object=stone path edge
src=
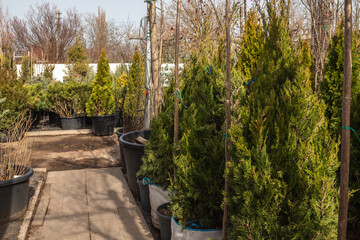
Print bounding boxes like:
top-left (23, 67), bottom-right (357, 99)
top-left (18, 168), bottom-right (47, 240)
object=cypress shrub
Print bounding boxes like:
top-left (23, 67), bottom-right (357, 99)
top-left (322, 22), bottom-right (360, 233)
top-left (86, 48), bottom-right (115, 116)
top-left (227, 2), bottom-right (339, 239)
top-left (123, 48), bottom-right (145, 132)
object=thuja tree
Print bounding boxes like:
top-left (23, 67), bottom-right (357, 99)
top-left (19, 55), bottom-right (34, 84)
top-left (86, 48), bottom-right (115, 116)
top-left (65, 38), bottom-right (89, 82)
top-left (236, 10), bottom-right (263, 81)
top-left (170, 39), bottom-right (236, 229)
top-left (123, 48), bottom-right (145, 132)
top-left (322, 23), bottom-right (360, 231)
top-left (137, 78), bottom-right (175, 188)
top-left (0, 57), bottom-right (29, 131)
top-left (227, 1), bottom-right (339, 239)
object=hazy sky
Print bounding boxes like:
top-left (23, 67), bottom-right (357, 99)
top-left (2, 0), bottom-right (171, 26)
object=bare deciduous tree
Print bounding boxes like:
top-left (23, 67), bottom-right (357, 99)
top-left (11, 2), bottom-right (82, 63)
top-left (301, 0), bottom-right (337, 92)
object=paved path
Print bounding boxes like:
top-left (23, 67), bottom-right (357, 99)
top-left (27, 168), bottom-right (153, 240)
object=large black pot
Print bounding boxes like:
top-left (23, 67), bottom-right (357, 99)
top-left (137, 176), bottom-right (151, 212)
top-left (120, 129), bottom-right (151, 199)
top-left (116, 129), bottom-right (126, 169)
top-left (91, 114), bottom-right (115, 136)
top-left (156, 203), bottom-right (171, 240)
top-left (60, 117), bottom-right (83, 130)
top-left (0, 166), bottom-right (34, 224)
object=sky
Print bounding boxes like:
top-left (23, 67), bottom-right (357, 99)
top-left (1, 0), bottom-right (171, 26)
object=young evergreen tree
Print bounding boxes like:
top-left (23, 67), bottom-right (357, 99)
top-left (227, 1), bottom-right (339, 239)
top-left (86, 48), bottom-right (115, 116)
top-left (19, 55), bottom-right (34, 84)
top-left (170, 39), bottom-right (232, 229)
top-left (138, 78), bottom-right (175, 188)
top-left (123, 48), bottom-right (145, 132)
top-left (65, 38), bottom-right (90, 82)
top-left (322, 23), bottom-right (360, 232)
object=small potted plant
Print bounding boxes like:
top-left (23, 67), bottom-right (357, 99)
top-left (86, 48), bottom-right (116, 136)
top-left (47, 81), bottom-right (88, 130)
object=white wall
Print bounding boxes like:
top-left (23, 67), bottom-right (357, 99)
top-left (16, 63), bottom-right (184, 82)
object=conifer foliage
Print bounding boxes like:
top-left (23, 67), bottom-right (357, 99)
top-left (170, 41), bottom-right (228, 229)
top-left (123, 48), bottom-right (145, 132)
top-left (227, 1), bottom-right (339, 239)
top-left (86, 48), bottom-right (115, 116)
top-left (322, 23), bottom-right (360, 232)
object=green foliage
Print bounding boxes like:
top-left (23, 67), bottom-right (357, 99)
top-left (170, 40), bottom-right (237, 229)
top-left (0, 66), bottom-right (29, 131)
top-left (227, 2), bottom-right (339, 239)
top-left (138, 78), bottom-right (175, 188)
top-left (25, 83), bottom-right (47, 112)
top-left (236, 10), bottom-right (263, 80)
top-left (43, 64), bottom-right (55, 80)
top-left (86, 48), bottom-right (115, 116)
top-left (46, 81), bottom-right (92, 117)
top-left (0, 92), bottom-right (9, 121)
top-left (65, 38), bottom-right (90, 82)
top-left (123, 49), bottom-right (145, 132)
top-left (322, 23), bottom-right (360, 231)
top-left (19, 55), bottom-right (34, 84)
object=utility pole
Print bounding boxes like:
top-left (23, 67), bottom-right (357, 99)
top-left (338, 0), bottom-right (352, 239)
top-left (144, 3), bottom-right (152, 129)
top-left (174, 0), bottom-right (181, 149)
top-left (222, 0), bottom-right (231, 238)
top-left (56, 11), bottom-right (61, 63)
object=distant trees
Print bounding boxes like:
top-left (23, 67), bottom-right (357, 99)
top-left (11, 2), bottom-right (82, 63)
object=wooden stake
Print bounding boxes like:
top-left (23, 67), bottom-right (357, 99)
top-left (338, 0), bottom-right (352, 239)
top-left (174, 0), bottom-right (181, 148)
top-left (222, 0), bottom-right (231, 238)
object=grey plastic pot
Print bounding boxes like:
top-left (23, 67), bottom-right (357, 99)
top-left (156, 202), bottom-right (171, 240)
top-left (0, 166), bottom-right (34, 224)
top-left (120, 129), bottom-right (151, 199)
top-left (137, 176), bottom-right (151, 212)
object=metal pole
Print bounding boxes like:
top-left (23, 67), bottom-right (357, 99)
top-left (338, 0), bottom-right (352, 239)
top-left (144, 5), bottom-right (151, 129)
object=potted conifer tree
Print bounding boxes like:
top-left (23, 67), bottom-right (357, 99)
top-left (86, 48), bottom-right (116, 136)
top-left (226, 3), bottom-right (339, 239)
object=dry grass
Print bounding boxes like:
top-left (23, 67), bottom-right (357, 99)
top-left (0, 113), bottom-right (32, 181)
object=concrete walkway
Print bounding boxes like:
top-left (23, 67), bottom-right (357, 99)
top-left (27, 168), bottom-right (153, 240)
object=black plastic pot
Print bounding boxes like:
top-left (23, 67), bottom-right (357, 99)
top-left (0, 166), bottom-right (34, 224)
top-left (137, 176), bottom-right (151, 212)
top-left (116, 129), bottom-right (126, 169)
top-left (115, 109), bottom-right (122, 128)
top-left (156, 203), bottom-right (171, 240)
top-left (120, 129), bottom-right (151, 199)
top-left (60, 117), bottom-right (83, 130)
top-left (91, 114), bottom-right (116, 136)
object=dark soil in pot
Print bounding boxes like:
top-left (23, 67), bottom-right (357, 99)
top-left (120, 129), bottom-right (151, 199)
top-left (91, 114), bottom-right (115, 136)
top-left (0, 166), bottom-right (34, 224)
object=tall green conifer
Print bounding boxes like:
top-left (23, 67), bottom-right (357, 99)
top-left (86, 48), bottom-right (115, 116)
top-left (227, 1), bottom-right (339, 239)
